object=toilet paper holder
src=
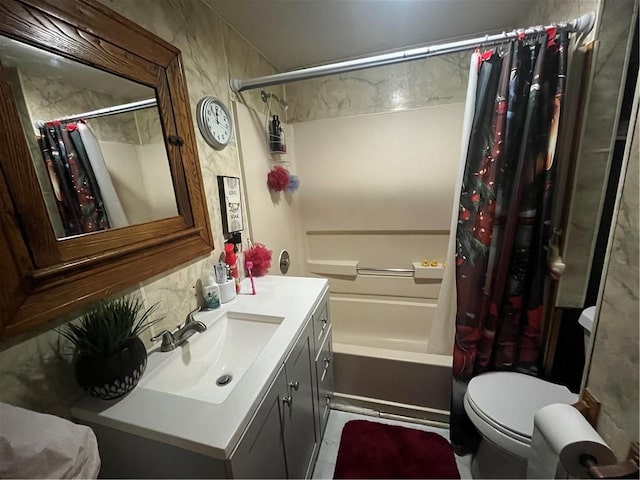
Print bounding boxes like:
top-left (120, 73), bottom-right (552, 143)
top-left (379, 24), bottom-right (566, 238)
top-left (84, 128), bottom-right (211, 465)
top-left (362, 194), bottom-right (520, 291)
top-left (584, 442), bottom-right (639, 479)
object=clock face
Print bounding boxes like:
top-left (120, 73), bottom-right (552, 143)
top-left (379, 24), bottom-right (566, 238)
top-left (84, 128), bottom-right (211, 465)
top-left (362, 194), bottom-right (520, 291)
top-left (196, 97), bottom-right (233, 150)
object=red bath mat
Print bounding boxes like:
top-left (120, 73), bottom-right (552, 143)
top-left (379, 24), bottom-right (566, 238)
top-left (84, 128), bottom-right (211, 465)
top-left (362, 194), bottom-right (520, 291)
top-left (333, 420), bottom-right (460, 479)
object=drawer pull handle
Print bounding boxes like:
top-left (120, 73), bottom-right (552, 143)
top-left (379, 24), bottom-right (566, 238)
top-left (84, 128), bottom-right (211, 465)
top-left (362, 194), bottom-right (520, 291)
top-left (289, 381), bottom-right (299, 391)
top-left (318, 323), bottom-right (327, 339)
top-left (321, 317), bottom-right (328, 324)
top-left (325, 393), bottom-right (332, 404)
top-left (282, 395), bottom-right (292, 406)
top-left (324, 357), bottom-right (332, 368)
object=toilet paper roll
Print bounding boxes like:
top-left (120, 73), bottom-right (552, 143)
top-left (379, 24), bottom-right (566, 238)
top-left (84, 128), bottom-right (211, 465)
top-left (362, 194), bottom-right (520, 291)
top-left (527, 403), bottom-right (616, 479)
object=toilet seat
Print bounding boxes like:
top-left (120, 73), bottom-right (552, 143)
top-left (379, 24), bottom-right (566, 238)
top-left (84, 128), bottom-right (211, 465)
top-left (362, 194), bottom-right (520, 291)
top-left (464, 372), bottom-right (578, 459)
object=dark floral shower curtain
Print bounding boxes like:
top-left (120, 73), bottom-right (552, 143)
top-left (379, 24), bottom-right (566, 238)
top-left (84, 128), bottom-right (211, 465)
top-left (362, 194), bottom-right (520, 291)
top-left (37, 121), bottom-right (110, 236)
top-left (451, 30), bottom-right (569, 450)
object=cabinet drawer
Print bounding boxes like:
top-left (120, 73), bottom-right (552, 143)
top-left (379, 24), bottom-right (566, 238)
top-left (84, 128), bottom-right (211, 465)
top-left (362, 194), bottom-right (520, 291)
top-left (315, 328), bottom-right (333, 437)
top-left (312, 299), bottom-right (329, 350)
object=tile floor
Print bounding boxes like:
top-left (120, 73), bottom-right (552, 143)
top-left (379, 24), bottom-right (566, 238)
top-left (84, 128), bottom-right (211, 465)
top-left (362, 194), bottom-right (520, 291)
top-left (312, 409), bottom-right (473, 479)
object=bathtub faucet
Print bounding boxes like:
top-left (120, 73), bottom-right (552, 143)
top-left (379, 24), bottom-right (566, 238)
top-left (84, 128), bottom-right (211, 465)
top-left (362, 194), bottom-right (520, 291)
top-left (151, 307), bottom-right (207, 352)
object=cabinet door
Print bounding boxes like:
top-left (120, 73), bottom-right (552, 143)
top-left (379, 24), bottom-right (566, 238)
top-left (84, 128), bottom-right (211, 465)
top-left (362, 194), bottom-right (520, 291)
top-left (230, 366), bottom-right (288, 479)
top-left (283, 325), bottom-right (317, 479)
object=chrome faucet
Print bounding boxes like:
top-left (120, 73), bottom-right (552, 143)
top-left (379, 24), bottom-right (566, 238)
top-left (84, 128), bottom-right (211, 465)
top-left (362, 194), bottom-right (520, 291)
top-left (151, 307), bottom-right (207, 352)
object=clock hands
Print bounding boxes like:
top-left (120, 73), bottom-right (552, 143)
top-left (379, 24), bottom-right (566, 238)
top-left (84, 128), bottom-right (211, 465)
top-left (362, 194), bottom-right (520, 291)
top-left (197, 97), bottom-right (231, 149)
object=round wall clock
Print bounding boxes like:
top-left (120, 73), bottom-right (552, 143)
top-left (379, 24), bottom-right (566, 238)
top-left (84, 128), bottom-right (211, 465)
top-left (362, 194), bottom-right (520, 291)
top-left (196, 96), bottom-right (233, 150)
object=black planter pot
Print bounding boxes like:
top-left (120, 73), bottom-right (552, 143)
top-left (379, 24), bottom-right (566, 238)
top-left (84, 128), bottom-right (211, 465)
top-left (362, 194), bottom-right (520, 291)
top-left (75, 336), bottom-right (148, 400)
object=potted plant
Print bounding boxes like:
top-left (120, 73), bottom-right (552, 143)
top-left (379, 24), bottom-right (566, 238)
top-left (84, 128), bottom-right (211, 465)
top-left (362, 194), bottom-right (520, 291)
top-left (59, 296), bottom-right (161, 400)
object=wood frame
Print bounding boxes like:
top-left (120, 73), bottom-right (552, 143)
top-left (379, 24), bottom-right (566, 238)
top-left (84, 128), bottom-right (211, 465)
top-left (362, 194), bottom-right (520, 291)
top-left (0, 0), bottom-right (214, 340)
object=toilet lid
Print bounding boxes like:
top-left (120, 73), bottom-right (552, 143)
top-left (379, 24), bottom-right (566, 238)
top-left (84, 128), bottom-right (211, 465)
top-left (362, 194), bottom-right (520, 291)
top-left (466, 372), bottom-right (578, 439)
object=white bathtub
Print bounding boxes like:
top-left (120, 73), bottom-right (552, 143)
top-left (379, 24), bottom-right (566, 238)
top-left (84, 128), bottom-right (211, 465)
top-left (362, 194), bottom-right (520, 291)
top-left (330, 295), bottom-right (453, 423)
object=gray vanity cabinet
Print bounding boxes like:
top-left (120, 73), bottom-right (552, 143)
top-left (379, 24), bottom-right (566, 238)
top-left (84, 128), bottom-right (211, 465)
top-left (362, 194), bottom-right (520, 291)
top-left (282, 321), bottom-right (317, 479)
top-left (230, 320), bottom-right (317, 479)
top-left (228, 366), bottom-right (288, 479)
top-left (81, 286), bottom-right (332, 479)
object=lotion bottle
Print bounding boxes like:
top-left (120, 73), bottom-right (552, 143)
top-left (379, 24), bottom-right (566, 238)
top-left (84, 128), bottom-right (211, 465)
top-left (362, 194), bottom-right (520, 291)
top-left (200, 270), bottom-right (220, 309)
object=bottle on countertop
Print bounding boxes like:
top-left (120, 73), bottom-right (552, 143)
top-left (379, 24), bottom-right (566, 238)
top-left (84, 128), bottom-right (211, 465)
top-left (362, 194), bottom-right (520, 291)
top-left (201, 269), bottom-right (220, 309)
top-left (224, 243), bottom-right (240, 293)
top-left (214, 262), bottom-right (226, 284)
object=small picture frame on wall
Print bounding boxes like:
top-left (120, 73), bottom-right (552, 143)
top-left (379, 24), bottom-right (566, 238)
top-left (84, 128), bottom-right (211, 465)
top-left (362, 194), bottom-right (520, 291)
top-left (217, 176), bottom-right (244, 235)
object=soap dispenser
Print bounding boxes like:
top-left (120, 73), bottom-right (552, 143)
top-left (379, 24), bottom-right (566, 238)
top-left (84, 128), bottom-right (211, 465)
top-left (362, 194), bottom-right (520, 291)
top-left (200, 269), bottom-right (220, 309)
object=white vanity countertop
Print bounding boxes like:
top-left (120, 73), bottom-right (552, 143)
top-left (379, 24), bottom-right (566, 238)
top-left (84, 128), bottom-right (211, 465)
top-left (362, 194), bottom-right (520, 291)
top-left (71, 275), bottom-right (328, 460)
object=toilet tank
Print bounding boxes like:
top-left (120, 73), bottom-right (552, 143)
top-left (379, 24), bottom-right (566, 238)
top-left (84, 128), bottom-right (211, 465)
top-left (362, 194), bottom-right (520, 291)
top-left (578, 306), bottom-right (596, 352)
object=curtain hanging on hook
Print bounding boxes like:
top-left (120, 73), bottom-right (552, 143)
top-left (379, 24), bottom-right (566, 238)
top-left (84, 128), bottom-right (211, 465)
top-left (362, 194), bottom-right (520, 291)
top-left (441, 27), bottom-right (571, 452)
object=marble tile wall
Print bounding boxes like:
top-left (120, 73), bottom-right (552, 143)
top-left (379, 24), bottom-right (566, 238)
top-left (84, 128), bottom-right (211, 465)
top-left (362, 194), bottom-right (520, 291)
top-left (285, 52), bottom-right (469, 123)
top-left (134, 109), bottom-right (165, 145)
top-left (19, 72), bottom-right (141, 144)
top-left (586, 98), bottom-right (639, 458)
top-left (0, 325), bottom-right (83, 419)
top-left (522, 0), bottom-right (600, 28)
top-left (0, 0), bottom-right (282, 417)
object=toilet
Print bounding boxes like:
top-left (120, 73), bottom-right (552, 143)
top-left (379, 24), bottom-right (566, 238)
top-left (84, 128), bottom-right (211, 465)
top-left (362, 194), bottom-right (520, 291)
top-left (463, 307), bottom-right (595, 478)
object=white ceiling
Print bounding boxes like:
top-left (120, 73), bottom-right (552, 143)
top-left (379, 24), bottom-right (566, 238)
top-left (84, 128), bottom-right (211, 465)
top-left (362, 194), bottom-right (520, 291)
top-left (205, 0), bottom-right (536, 71)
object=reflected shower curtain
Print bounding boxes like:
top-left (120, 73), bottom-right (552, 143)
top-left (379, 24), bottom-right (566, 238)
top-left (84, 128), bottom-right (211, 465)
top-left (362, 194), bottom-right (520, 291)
top-left (38, 121), bottom-right (110, 236)
top-left (450, 30), bottom-right (569, 450)
top-left (77, 122), bottom-right (129, 228)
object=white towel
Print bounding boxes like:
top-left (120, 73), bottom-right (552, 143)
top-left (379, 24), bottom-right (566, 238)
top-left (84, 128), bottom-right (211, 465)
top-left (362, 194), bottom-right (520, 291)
top-left (0, 402), bottom-right (101, 479)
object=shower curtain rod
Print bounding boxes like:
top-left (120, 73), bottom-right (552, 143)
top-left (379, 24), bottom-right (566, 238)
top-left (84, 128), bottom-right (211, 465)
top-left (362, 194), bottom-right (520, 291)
top-left (48, 98), bottom-right (157, 124)
top-left (230, 11), bottom-right (595, 93)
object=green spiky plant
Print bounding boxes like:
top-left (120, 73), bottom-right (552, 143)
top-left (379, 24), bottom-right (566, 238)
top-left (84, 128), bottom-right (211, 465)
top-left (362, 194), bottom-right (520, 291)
top-left (58, 296), bottom-right (161, 359)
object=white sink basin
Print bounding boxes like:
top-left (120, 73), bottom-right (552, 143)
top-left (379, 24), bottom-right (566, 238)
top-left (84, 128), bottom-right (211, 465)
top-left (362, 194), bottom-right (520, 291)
top-left (141, 312), bottom-right (283, 404)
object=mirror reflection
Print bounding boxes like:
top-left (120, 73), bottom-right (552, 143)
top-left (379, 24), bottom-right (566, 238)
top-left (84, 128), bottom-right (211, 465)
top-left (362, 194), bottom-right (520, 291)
top-left (0, 36), bottom-right (179, 239)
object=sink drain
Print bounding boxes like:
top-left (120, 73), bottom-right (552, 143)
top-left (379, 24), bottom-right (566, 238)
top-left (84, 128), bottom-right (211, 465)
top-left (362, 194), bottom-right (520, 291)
top-left (216, 374), bottom-right (232, 386)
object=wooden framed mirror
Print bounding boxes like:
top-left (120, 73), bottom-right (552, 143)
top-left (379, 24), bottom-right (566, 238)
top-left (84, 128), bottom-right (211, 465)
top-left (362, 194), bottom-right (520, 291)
top-left (0, 0), bottom-right (213, 339)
